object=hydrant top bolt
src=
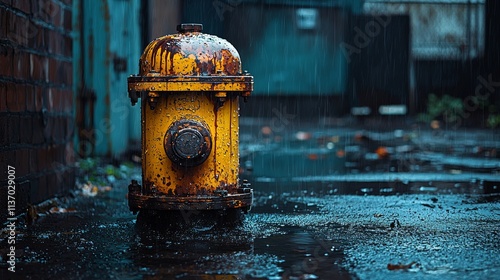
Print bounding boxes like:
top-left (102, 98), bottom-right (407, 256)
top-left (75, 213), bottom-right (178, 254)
top-left (177, 23), bottom-right (203, 33)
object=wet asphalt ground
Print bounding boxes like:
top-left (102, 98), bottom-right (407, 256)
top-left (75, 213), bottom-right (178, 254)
top-left (1, 174), bottom-right (499, 280)
top-left (1, 117), bottom-right (500, 279)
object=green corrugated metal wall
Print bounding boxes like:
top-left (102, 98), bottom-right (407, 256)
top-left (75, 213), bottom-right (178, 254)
top-left (183, 0), bottom-right (365, 96)
top-left (73, 0), bottom-right (141, 157)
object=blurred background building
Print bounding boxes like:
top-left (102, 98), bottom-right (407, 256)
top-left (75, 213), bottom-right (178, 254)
top-left (1, 0), bottom-right (499, 222)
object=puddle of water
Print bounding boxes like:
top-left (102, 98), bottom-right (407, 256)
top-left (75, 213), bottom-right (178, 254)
top-left (253, 227), bottom-right (351, 280)
top-left (127, 222), bottom-right (351, 279)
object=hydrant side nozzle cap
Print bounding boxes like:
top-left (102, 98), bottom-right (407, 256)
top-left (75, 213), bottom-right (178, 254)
top-left (177, 23), bottom-right (203, 33)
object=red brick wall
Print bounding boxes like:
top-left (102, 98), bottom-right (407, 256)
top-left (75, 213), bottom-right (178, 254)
top-left (0, 0), bottom-right (75, 222)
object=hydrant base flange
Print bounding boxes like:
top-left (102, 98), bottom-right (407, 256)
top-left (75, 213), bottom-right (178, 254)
top-left (128, 192), bottom-right (253, 211)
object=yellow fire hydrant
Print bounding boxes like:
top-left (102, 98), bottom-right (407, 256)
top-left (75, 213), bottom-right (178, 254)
top-left (127, 24), bottom-right (253, 217)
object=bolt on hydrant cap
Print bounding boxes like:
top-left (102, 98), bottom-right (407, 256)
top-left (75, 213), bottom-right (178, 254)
top-left (177, 23), bottom-right (203, 33)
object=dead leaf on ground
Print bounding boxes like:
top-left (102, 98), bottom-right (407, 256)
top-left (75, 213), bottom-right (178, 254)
top-left (387, 261), bottom-right (418, 271)
top-left (430, 120), bottom-right (440, 129)
top-left (292, 248), bottom-right (307, 253)
top-left (100, 186), bottom-right (113, 192)
top-left (376, 146), bottom-right (389, 159)
top-left (80, 183), bottom-right (113, 197)
top-left (49, 207), bottom-right (77, 214)
top-left (27, 199), bottom-right (64, 224)
top-left (336, 149), bottom-right (345, 158)
top-left (81, 183), bottom-right (99, 197)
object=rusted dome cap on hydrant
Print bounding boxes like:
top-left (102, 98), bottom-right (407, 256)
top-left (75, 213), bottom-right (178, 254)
top-left (139, 23), bottom-right (242, 76)
top-left (128, 23), bottom-right (252, 104)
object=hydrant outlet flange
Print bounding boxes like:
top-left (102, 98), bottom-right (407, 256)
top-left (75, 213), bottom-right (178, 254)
top-left (164, 119), bottom-right (211, 167)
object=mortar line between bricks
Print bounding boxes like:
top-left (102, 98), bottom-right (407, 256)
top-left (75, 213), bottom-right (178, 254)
top-left (50, 0), bottom-right (73, 11)
top-left (0, 41), bottom-right (73, 63)
top-left (0, 140), bottom-right (74, 152)
top-left (0, 2), bottom-right (73, 35)
top-left (0, 112), bottom-right (74, 118)
top-left (0, 76), bottom-right (73, 89)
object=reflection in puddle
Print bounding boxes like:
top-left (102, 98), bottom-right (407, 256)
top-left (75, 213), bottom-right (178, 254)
top-left (131, 219), bottom-right (275, 279)
top-left (130, 215), bottom-right (351, 279)
top-left (254, 228), bottom-right (350, 280)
